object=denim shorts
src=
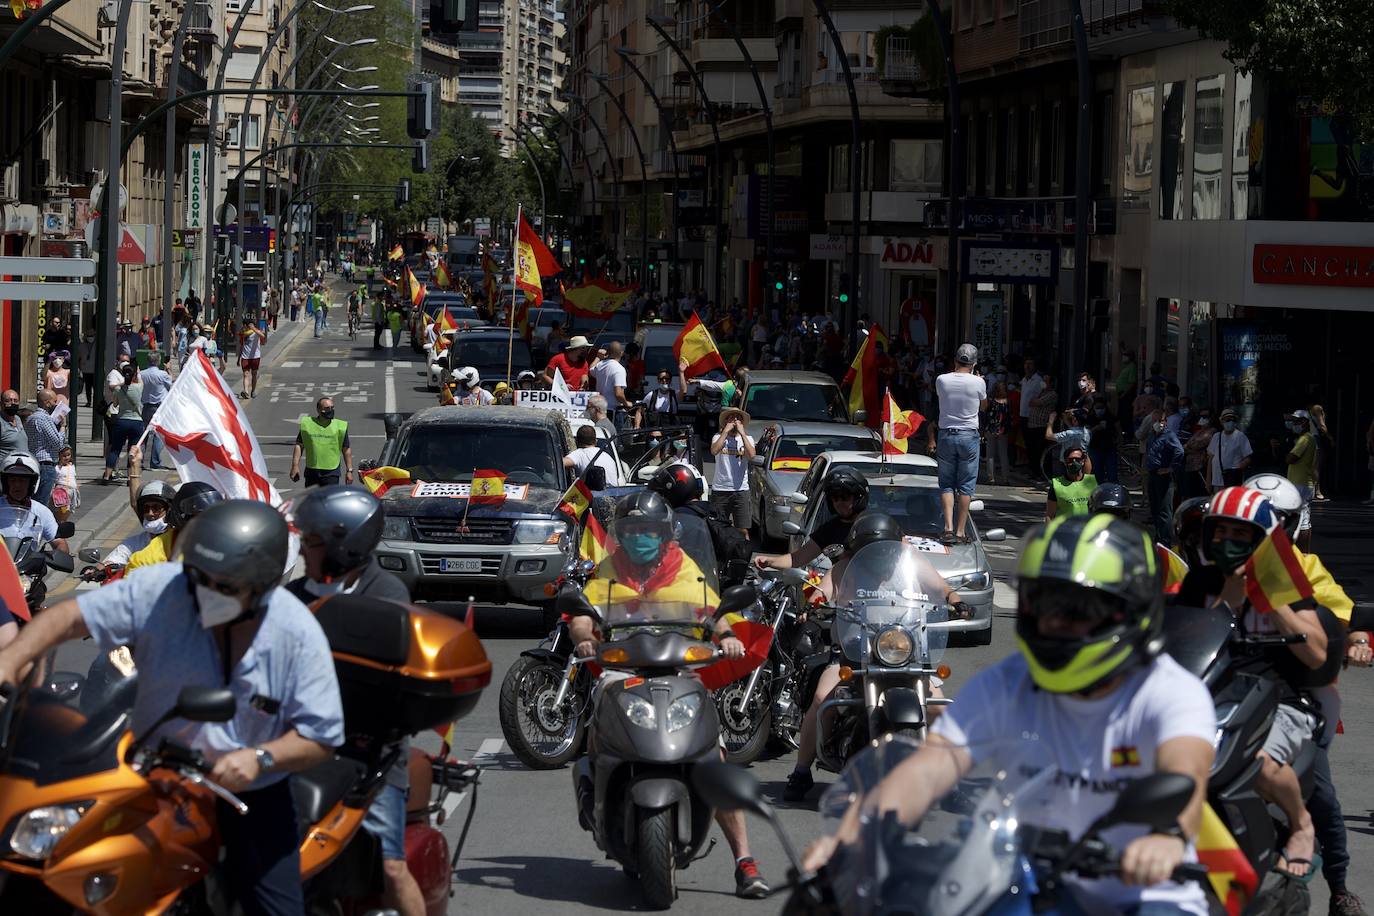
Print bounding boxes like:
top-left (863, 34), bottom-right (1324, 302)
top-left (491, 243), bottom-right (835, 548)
top-left (936, 428), bottom-right (980, 496)
top-left (362, 780), bottom-right (408, 861)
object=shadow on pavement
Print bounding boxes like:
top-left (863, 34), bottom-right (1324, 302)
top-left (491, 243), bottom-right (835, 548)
top-left (452, 855), bottom-right (646, 910)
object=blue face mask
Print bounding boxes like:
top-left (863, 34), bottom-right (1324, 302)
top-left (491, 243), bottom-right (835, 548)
top-left (622, 532), bottom-right (664, 565)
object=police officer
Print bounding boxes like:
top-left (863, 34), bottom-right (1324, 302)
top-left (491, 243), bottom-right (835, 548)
top-left (290, 396), bottom-right (353, 487)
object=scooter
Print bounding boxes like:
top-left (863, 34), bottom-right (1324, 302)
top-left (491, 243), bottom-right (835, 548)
top-left (7, 521), bottom-right (76, 616)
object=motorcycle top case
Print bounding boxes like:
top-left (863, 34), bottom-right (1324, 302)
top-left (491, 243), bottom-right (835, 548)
top-left (313, 594), bottom-right (493, 741)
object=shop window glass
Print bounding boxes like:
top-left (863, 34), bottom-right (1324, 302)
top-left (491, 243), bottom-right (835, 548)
top-left (1232, 71), bottom-right (1252, 219)
top-left (1005, 108), bottom-right (1018, 194)
top-left (1159, 81), bottom-right (1187, 220)
top-left (1192, 74), bottom-right (1224, 219)
top-left (1187, 300), bottom-right (1212, 407)
top-left (1124, 85), bottom-right (1155, 205)
top-left (830, 143), bottom-right (849, 191)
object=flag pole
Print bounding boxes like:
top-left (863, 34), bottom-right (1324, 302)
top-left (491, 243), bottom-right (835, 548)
top-left (460, 466), bottom-right (476, 533)
top-left (507, 203), bottom-right (521, 386)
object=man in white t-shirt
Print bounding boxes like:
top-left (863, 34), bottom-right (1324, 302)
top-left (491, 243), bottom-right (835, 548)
top-left (1019, 357), bottom-right (1045, 462)
top-left (709, 407), bottom-right (755, 537)
top-left (562, 425), bottom-right (621, 488)
top-left (1206, 407), bottom-right (1253, 492)
top-left (926, 343), bottom-right (988, 544)
top-left (804, 514), bottom-right (1215, 916)
top-left (590, 341), bottom-right (630, 425)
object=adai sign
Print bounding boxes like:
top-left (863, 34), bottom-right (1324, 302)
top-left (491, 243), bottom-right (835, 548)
top-left (879, 238), bottom-right (936, 270)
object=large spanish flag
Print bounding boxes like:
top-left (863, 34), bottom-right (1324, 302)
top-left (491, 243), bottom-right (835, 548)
top-left (360, 465), bottom-right (411, 498)
top-left (563, 278), bottom-right (636, 319)
top-left (1244, 525), bottom-right (1314, 614)
top-left (470, 469), bottom-right (509, 505)
top-left (514, 211), bottom-right (559, 307)
top-left (673, 312), bottom-right (726, 377)
top-left (843, 324), bottom-right (889, 429)
top-left (405, 266), bottom-right (427, 308)
top-left (881, 391), bottom-right (924, 455)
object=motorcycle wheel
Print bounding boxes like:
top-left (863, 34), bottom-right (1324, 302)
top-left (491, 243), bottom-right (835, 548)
top-left (498, 655), bottom-right (586, 769)
top-left (715, 679), bottom-right (771, 765)
top-left (636, 807), bottom-right (677, 909)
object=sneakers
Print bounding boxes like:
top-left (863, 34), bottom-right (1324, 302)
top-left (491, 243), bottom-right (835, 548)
top-left (782, 768), bottom-right (814, 802)
top-left (1331, 891), bottom-right (1369, 916)
top-left (733, 858), bottom-right (769, 899)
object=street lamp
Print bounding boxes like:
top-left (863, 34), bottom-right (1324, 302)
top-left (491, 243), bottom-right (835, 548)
top-left (589, 75), bottom-right (650, 285)
top-left (540, 106), bottom-right (603, 269)
top-left (519, 119), bottom-right (580, 250)
top-left (559, 93), bottom-right (625, 277)
top-left (614, 48), bottom-right (683, 284)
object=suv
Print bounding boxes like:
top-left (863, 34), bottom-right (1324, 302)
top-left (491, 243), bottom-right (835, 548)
top-left (739, 370), bottom-right (851, 425)
top-left (371, 406), bottom-right (577, 616)
top-left (443, 328), bottom-right (533, 390)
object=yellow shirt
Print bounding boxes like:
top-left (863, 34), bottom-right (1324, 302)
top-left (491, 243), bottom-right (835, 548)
top-left (126, 531), bottom-right (175, 571)
top-left (1295, 548), bottom-right (1352, 622)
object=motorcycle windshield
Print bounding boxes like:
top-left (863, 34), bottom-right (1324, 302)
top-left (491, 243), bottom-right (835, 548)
top-left (832, 541), bottom-right (953, 667)
top-left (587, 512), bottom-right (720, 629)
top-left (818, 736), bottom-right (1057, 916)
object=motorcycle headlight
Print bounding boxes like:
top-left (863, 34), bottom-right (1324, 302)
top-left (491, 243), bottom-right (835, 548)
top-left (665, 694), bottom-right (701, 733)
top-left (619, 694), bottom-right (657, 730)
top-left (7, 803), bottom-right (92, 860)
top-left (16, 574), bottom-right (32, 592)
top-left (874, 627), bottom-right (915, 666)
top-left (514, 520), bottom-right (565, 545)
top-left (381, 516), bottom-right (411, 540)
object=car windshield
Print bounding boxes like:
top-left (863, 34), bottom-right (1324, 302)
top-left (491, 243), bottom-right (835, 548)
top-left (643, 346), bottom-right (678, 379)
top-left (391, 425), bottom-right (562, 487)
top-left (452, 335), bottom-right (532, 373)
top-left (773, 434), bottom-right (876, 468)
top-left (745, 383), bottom-right (848, 422)
top-left (569, 308), bottom-right (635, 344)
top-left (531, 308), bottom-right (566, 329)
top-left (816, 479), bottom-right (947, 538)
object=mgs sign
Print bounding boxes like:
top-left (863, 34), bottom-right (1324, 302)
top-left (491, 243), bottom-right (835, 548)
top-left (186, 144), bottom-right (206, 231)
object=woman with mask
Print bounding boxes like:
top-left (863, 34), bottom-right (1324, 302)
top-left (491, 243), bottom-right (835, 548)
top-left (101, 360), bottom-right (143, 485)
top-left (1181, 407), bottom-right (1215, 500)
top-left (41, 353), bottom-right (70, 409)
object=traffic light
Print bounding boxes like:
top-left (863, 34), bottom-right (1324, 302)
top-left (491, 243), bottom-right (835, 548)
top-left (577, 256), bottom-right (586, 266)
top-left (837, 272), bottom-right (850, 304)
top-left (412, 139), bottom-right (430, 174)
top-left (396, 178), bottom-right (411, 206)
top-left (407, 81), bottom-right (434, 140)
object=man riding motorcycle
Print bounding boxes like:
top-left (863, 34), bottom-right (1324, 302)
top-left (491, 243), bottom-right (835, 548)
top-left (754, 466), bottom-right (869, 573)
top-left (565, 491), bottom-right (770, 898)
top-left (285, 485), bottom-right (424, 916)
top-left (125, 480), bottom-right (224, 570)
top-left (783, 511), bottom-right (963, 802)
top-left (805, 513), bottom-right (1217, 916)
top-left (0, 452), bottom-right (69, 554)
top-left (98, 476), bottom-right (176, 568)
top-left (0, 500), bottom-right (344, 916)
top-left (647, 462), bottom-right (751, 584)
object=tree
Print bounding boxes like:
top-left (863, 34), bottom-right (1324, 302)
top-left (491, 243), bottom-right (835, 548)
top-left (1166, 0), bottom-right (1374, 134)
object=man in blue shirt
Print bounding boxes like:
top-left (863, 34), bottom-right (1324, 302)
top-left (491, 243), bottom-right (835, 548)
top-left (138, 351), bottom-right (173, 469)
top-left (1143, 407), bottom-right (1185, 547)
top-left (22, 390), bottom-right (65, 505)
top-left (0, 500), bottom-right (343, 916)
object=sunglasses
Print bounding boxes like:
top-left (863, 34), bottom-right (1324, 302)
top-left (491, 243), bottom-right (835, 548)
top-left (187, 566), bottom-right (245, 597)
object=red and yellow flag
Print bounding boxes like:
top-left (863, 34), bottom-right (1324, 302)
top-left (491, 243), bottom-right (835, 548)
top-left (435, 307), bottom-right (457, 334)
top-left (579, 512), bottom-right (610, 565)
top-left (1244, 526), bottom-right (1314, 614)
top-left (771, 458), bottom-right (812, 472)
top-left (515, 212), bottom-right (559, 307)
top-left (360, 466), bottom-right (411, 498)
top-left (563, 278), bottom-right (636, 319)
top-left (881, 391), bottom-right (925, 455)
top-left (388, 243), bottom-right (404, 261)
top-left (558, 478), bottom-right (594, 522)
top-left (434, 261), bottom-right (453, 290)
top-left (1158, 544), bottom-right (1189, 594)
top-left (673, 312), bottom-right (726, 378)
top-left (405, 266), bottom-right (427, 308)
top-left (843, 324), bottom-right (890, 429)
top-left (1196, 803), bottom-right (1257, 916)
top-left (469, 469), bottom-right (509, 505)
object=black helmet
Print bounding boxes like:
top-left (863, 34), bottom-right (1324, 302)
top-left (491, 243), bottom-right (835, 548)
top-left (612, 490), bottom-right (674, 564)
top-left (613, 490), bottom-right (673, 528)
top-left (1172, 496), bottom-right (1211, 567)
top-left (292, 485), bottom-right (385, 580)
top-left (180, 500), bottom-right (289, 600)
top-left (647, 462), bottom-right (704, 508)
top-left (1015, 515), bottom-right (1164, 694)
top-left (1088, 483), bottom-right (1132, 520)
top-left (823, 466), bottom-right (869, 514)
top-left (845, 510), bottom-right (903, 555)
top-left (169, 481), bottom-right (225, 528)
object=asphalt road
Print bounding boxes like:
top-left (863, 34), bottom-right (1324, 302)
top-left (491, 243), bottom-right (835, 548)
top-left (49, 280), bottom-right (1374, 914)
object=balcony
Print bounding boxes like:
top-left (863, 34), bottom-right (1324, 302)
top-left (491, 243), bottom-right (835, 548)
top-left (186, 1), bottom-right (218, 41)
top-left (688, 37), bottom-right (778, 71)
top-left (1019, 0), bottom-right (1178, 54)
top-left (0, 0), bottom-right (100, 55)
top-left (775, 0), bottom-right (804, 27)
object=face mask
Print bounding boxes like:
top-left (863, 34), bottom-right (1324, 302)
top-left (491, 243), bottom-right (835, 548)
top-left (1094, 407), bottom-right (1107, 417)
top-left (1077, 379), bottom-right (1088, 390)
top-left (1179, 407), bottom-right (1191, 418)
top-left (143, 517), bottom-right (169, 535)
top-left (658, 382), bottom-right (669, 390)
top-left (1, 405), bottom-right (17, 417)
top-left (51, 359), bottom-right (63, 369)
top-left (1153, 422), bottom-right (1166, 434)
top-left (319, 409), bottom-right (335, 421)
top-left (1066, 460), bottom-right (1085, 474)
top-left (195, 584), bottom-right (245, 629)
top-left (1210, 538), bottom-right (1256, 574)
top-left (1143, 386), bottom-right (1154, 396)
top-left (305, 577), bottom-right (350, 597)
top-left (622, 532), bottom-right (664, 565)
top-left (1223, 420), bottom-right (1236, 431)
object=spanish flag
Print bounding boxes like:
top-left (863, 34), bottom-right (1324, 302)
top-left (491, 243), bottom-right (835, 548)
top-left (435, 307), bottom-right (457, 334)
top-left (514, 210), bottom-right (558, 307)
top-left (388, 243), bottom-right (404, 261)
top-left (434, 260), bottom-right (453, 290)
top-left (843, 324), bottom-right (889, 429)
top-left (1158, 544), bottom-right (1189, 594)
top-left (360, 466), bottom-right (411, 498)
top-left (406, 266), bottom-right (427, 308)
top-left (469, 469), bottom-right (508, 505)
top-left (1196, 803), bottom-right (1257, 915)
top-left (579, 512), bottom-right (610, 565)
top-left (771, 458), bottom-right (812, 471)
top-left (1244, 526), bottom-right (1314, 614)
top-left (558, 478), bottom-right (594, 522)
top-left (673, 312), bottom-right (726, 377)
top-left (563, 278), bottom-right (636, 319)
top-left (881, 391), bottom-right (924, 455)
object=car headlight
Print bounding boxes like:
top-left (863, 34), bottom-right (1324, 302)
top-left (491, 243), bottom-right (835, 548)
top-left (7, 803), bottom-right (92, 860)
top-left (948, 571), bottom-right (991, 590)
top-left (514, 520), bottom-right (565, 545)
top-left (874, 627), bottom-right (915, 666)
top-left (666, 694), bottom-right (701, 733)
top-left (381, 516), bottom-right (411, 540)
top-left (619, 694), bottom-right (657, 730)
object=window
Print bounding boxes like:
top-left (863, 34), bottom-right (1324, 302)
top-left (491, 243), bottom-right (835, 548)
top-left (1049, 101), bottom-right (1063, 191)
top-left (829, 143), bottom-right (849, 191)
top-left (226, 0), bottom-right (258, 10)
top-left (226, 113), bottom-right (261, 149)
top-left (1232, 70), bottom-right (1252, 219)
top-left (1192, 74), bottom-right (1224, 219)
top-left (985, 112), bottom-right (996, 194)
top-left (224, 46), bottom-right (261, 81)
top-left (890, 139), bottom-right (942, 192)
top-left (1123, 85), bottom-right (1155, 202)
top-left (965, 114), bottom-right (977, 195)
top-left (1186, 300), bottom-right (1212, 406)
top-left (1005, 108), bottom-right (1019, 194)
top-left (1001, 0), bottom-right (1017, 16)
top-left (958, 0), bottom-right (974, 29)
top-left (1159, 80), bottom-right (1187, 219)
top-left (1027, 104), bottom-right (1040, 192)
top-left (979, 0), bottom-right (995, 23)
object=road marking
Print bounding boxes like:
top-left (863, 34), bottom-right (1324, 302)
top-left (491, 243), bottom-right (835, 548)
top-left (319, 360), bottom-right (339, 368)
top-left (357, 361), bottom-right (375, 368)
top-left (282, 360), bottom-right (302, 368)
top-left (392, 361), bottom-right (413, 368)
top-left (473, 738), bottom-right (506, 760)
top-left (993, 581), bottom-right (1016, 609)
top-left (385, 364), bottom-right (396, 413)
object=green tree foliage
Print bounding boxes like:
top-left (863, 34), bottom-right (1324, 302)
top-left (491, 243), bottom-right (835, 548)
top-left (1166, 0), bottom-right (1373, 133)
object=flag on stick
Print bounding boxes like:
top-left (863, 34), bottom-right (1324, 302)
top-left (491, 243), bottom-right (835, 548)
top-left (881, 392), bottom-right (925, 455)
top-left (515, 212), bottom-right (558, 308)
top-left (563, 278), bottom-right (636, 319)
top-left (388, 244), bottom-right (404, 261)
top-left (1244, 526), bottom-right (1315, 614)
top-left (673, 312), bottom-right (726, 377)
top-left (558, 478), bottom-right (594, 522)
top-left (361, 466), bottom-right (412, 498)
top-left (434, 261), bottom-right (453, 290)
top-left (469, 469), bottom-right (509, 505)
top-left (578, 512), bottom-right (610, 565)
top-left (843, 324), bottom-right (889, 429)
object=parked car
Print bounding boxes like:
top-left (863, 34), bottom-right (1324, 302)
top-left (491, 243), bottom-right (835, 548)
top-left (747, 424), bottom-right (882, 541)
top-left (739, 370), bottom-right (851, 426)
top-left (783, 453), bottom-right (1003, 644)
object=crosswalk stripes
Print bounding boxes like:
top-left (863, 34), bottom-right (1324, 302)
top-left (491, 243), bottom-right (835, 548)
top-left (273, 359), bottom-right (411, 371)
top-left (319, 361), bottom-right (339, 368)
top-left (282, 360), bottom-right (302, 368)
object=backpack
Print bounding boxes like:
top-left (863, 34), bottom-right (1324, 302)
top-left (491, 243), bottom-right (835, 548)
top-left (676, 503), bottom-right (750, 584)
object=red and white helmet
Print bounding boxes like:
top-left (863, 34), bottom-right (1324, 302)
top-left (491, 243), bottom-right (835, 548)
top-left (1200, 487), bottom-right (1279, 564)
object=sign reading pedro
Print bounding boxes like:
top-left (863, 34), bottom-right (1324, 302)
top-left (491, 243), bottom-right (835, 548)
top-left (1252, 243), bottom-right (1374, 288)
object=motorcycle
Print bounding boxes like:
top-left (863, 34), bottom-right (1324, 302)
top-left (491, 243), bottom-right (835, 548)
top-left (562, 514), bottom-right (727, 909)
top-left (693, 736), bottom-right (1210, 916)
top-left (7, 522), bottom-right (76, 616)
top-left (76, 547), bottom-right (125, 586)
top-left (813, 540), bottom-right (978, 772)
top-left (0, 595), bottom-right (491, 914)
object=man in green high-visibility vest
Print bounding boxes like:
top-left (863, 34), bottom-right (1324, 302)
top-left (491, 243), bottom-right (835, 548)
top-left (1044, 445), bottom-right (1098, 520)
top-left (290, 396), bottom-right (354, 487)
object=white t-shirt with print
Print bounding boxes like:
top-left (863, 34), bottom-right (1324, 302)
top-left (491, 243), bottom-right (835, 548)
top-left (933, 653), bottom-right (1214, 916)
top-left (712, 433), bottom-right (754, 492)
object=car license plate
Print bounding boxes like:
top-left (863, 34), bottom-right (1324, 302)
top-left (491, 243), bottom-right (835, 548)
top-left (440, 558), bottom-right (482, 573)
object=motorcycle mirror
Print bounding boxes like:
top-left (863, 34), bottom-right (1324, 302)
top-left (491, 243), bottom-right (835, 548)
top-left (174, 686), bottom-right (237, 723)
top-left (968, 499), bottom-right (985, 512)
top-left (717, 583), bottom-right (760, 616)
top-left (78, 548), bottom-right (101, 563)
top-left (55, 521), bottom-right (76, 539)
top-left (1099, 772), bottom-right (1195, 832)
top-left (44, 549), bottom-right (75, 574)
top-left (692, 760), bottom-right (771, 819)
top-left (781, 521), bottom-right (802, 536)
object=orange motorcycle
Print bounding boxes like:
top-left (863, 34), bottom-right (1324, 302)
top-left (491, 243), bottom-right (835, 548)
top-left (0, 594), bottom-right (491, 914)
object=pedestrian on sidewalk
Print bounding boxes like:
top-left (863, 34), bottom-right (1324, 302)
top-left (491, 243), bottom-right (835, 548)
top-left (1017, 358), bottom-right (1045, 467)
top-left (238, 312), bottom-right (265, 399)
top-left (23, 390), bottom-right (64, 506)
top-left (290, 397), bottom-right (354, 488)
top-left (41, 353), bottom-right (70, 410)
top-left (139, 352), bottom-right (172, 469)
top-left (185, 288), bottom-right (201, 321)
top-left (101, 362), bottom-right (144, 486)
top-left (267, 287), bottom-right (281, 331)
top-left (51, 445), bottom-right (78, 524)
top-left (983, 381), bottom-right (1011, 485)
top-left (927, 343), bottom-right (988, 544)
top-left (78, 328), bottom-right (96, 407)
top-left (1142, 408), bottom-right (1183, 546)
top-left (1309, 404), bottom-right (1332, 501)
top-left (1207, 407), bottom-right (1253, 492)
top-left (1284, 408), bottom-right (1319, 553)
top-left (0, 390), bottom-right (29, 468)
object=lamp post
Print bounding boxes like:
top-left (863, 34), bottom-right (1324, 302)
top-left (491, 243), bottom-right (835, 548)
top-left (511, 131), bottom-right (547, 237)
top-left (924, 0), bottom-right (963, 337)
top-left (615, 48), bottom-right (683, 287)
top-left (521, 120), bottom-right (579, 252)
top-left (559, 93), bottom-right (625, 276)
top-left (644, 17), bottom-right (724, 311)
top-left (541, 105), bottom-right (603, 265)
top-left (160, 0), bottom-right (195, 361)
top-left (589, 75), bottom-right (650, 285)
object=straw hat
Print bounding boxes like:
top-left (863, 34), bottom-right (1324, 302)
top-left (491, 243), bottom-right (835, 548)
top-left (719, 407), bottom-right (750, 428)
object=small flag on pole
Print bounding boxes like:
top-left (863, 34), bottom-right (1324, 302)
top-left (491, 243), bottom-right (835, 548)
top-left (881, 392), bottom-right (925, 455)
top-left (361, 466), bottom-right (412, 497)
top-left (673, 312), bottom-right (726, 377)
top-left (469, 469), bottom-right (509, 505)
top-left (388, 243), bottom-right (404, 261)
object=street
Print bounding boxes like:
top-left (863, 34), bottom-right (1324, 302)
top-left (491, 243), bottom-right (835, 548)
top-left (46, 286), bottom-right (1374, 914)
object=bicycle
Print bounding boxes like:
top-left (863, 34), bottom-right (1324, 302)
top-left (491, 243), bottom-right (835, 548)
top-left (347, 306), bottom-right (361, 340)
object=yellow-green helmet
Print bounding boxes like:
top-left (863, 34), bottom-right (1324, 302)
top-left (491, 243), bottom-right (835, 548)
top-left (1015, 514), bottom-right (1164, 694)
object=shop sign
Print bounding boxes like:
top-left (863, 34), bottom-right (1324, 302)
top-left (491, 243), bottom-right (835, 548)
top-left (1251, 243), bottom-right (1374, 288)
top-left (972, 292), bottom-right (1004, 366)
top-left (879, 238), bottom-right (936, 270)
top-left (186, 143), bottom-right (206, 231)
top-left (809, 234), bottom-right (847, 260)
top-left (961, 241), bottom-right (1058, 285)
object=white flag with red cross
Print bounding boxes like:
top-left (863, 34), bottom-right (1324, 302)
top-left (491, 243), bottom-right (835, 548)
top-left (146, 350), bottom-right (281, 506)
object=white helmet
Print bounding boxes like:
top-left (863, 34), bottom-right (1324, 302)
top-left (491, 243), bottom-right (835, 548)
top-left (0, 453), bottom-right (40, 499)
top-left (1243, 473), bottom-right (1303, 537)
top-left (456, 366), bottom-right (480, 390)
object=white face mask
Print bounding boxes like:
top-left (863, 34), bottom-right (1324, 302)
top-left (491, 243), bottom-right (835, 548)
top-left (143, 517), bottom-right (169, 535)
top-left (195, 584), bottom-right (245, 628)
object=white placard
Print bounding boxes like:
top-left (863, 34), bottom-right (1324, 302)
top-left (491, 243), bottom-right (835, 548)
top-left (410, 481), bottom-right (531, 500)
top-left (903, 535), bottom-right (950, 555)
top-left (514, 387), bottom-right (590, 420)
